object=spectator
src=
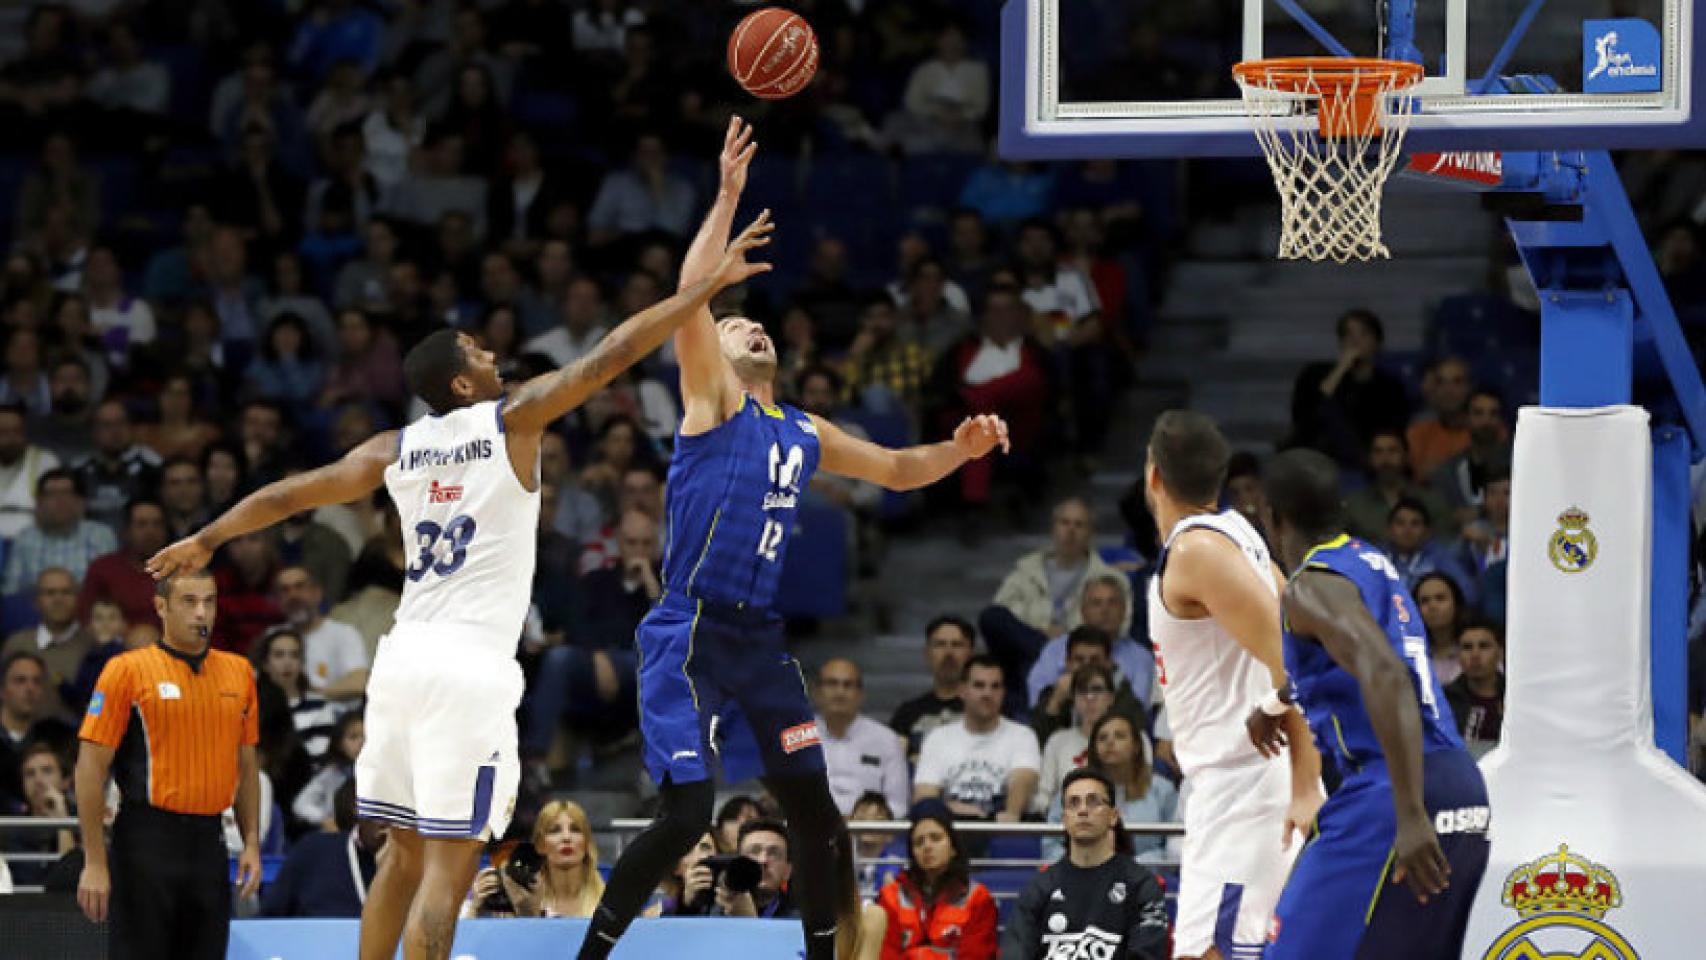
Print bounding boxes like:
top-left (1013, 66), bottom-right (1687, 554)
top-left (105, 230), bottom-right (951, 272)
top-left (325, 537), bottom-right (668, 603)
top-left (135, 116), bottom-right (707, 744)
top-left (76, 499), bottom-right (168, 629)
top-left (929, 287), bottom-right (1052, 514)
top-left (251, 628), bottom-right (339, 759)
top-left (6, 741), bottom-right (77, 885)
top-left (1406, 355), bottom-right (1474, 479)
top-left (34, 353), bottom-right (98, 463)
top-left (644, 830), bottom-right (718, 917)
top-left (1430, 388), bottom-right (1511, 533)
top-left (1384, 498), bottom-right (1477, 608)
top-left (1044, 712), bottom-right (1178, 863)
top-left (158, 458), bottom-right (209, 541)
top-left (945, 210), bottom-right (996, 307)
top-left (524, 277), bottom-right (611, 368)
top-left (987, 497), bottom-right (1130, 641)
top-left (48, 295), bottom-right (112, 404)
top-left (274, 565), bottom-right (369, 701)
top-left (586, 134), bottom-right (696, 245)
top-left (1, 568), bottom-right (92, 721)
top-left (204, 442), bottom-right (248, 516)
top-left (334, 220), bottom-right (400, 312)
top-left (848, 792), bottom-right (902, 900)
top-left (0, 327), bottom-right (51, 416)
top-left (843, 296), bottom-right (932, 418)
top-left (290, 710), bottom-right (364, 832)
top-left (72, 400), bottom-right (160, 532)
top-left (238, 398), bottom-right (293, 488)
top-left (711, 818), bottom-right (798, 919)
top-left (63, 600), bottom-right (132, 717)
top-left (1035, 662), bottom-right (1119, 817)
top-left (362, 71), bottom-right (424, 193)
top-left (875, 809), bottom-right (998, 959)
top-left (538, 432), bottom-right (603, 548)
top-left (888, 23), bottom-right (990, 156)
top-left (1288, 308), bottom-right (1411, 466)
top-left (258, 252), bottom-right (336, 358)
top-left (0, 401), bottom-right (59, 539)
top-left (1028, 627), bottom-right (1147, 749)
top-left (893, 258), bottom-right (972, 362)
top-left (2, 469), bottom-right (117, 593)
top-left (1443, 619), bottom-right (1505, 760)
top-left (793, 237), bottom-right (863, 352)
top-left (1414, 572), bottom-right (1470, 688)
top-left (82, 245), bottom-right (157, 356)
top-left (1343, 430), bottom-right (1452, 545)
top-left (17, 133), bottom-right (100, 242)
top-left (573, 0), bottom-right (645, 56)
top-left (1460, 469), bottom-right (1511, 576)
top-left (713, 795), bottom-right (762, 854)
top-left (1000, 769), bottom-right (1168, 960)
top-left (144, 203), bottom-right (219, 306)
top-left (138, 374), bottom-right (221, 464)
top-left (889, 615), bottom-right (973, 765)
top-left (1021, 574), bottom-right (1152, 717)
top-left (263, 780), bottom-right (385, 917)
top-left (306, 61), bottom-right (373, 150)
top-left (914, 655), bottom-right (1041, 822)
top-left (322, 308), bottom-right (405, 413)
top-left (815, 658), bottom-right (910, 816)
top-left (412, 6), bottom-right (515, 121)
top-left (487, 131), bottom-right (571, 248)
top-left (1224, 450), bottom-right (1266, 533)
top-left (213, 530), bottom-right (283, 655)
top-left (82, 21), bottom-right (170, 121)
top-left (470, 799), bottom-right (606, 918)
top-left (1, 651), bottom-right (75, 809)
top-left (216, 126), bottom-right (305, 255)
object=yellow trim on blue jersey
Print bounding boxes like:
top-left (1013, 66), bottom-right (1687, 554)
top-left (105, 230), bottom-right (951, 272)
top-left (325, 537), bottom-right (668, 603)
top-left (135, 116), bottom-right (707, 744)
top-left (685, 507), bottom-right (722, 596)
top-left (756, 400), bottom-right (784, 419)
top-left (1330, 714), bottom-right (1358, 770)
top-left (1301, 533), bottom-right (1352, 567)
top-left (1365, 847), bottom-right (1398, 924)
top-left (683, 601), bottom-right (703, 711)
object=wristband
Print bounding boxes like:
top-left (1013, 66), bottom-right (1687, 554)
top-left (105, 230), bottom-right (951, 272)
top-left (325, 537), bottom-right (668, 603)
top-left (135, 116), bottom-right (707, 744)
top-left (1259, 683), bottom-right (1297, 717)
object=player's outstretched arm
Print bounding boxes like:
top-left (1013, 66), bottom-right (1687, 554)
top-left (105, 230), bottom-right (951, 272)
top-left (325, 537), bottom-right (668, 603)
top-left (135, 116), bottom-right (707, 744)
top-left (146, 430), bottom-right (401, 579)
top-left (1284, 569), bottom-right (1450, 903)
top-left (675, 116), bottom-right (758, 419)
top-left (813, 414), bottom-right (1009, 492)
top-left (503, 212), bottom-right (773, 435)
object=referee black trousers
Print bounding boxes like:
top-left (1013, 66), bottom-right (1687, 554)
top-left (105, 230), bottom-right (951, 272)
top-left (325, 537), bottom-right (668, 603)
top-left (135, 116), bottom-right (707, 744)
top-left (109, 805), bottom-right (230, 960)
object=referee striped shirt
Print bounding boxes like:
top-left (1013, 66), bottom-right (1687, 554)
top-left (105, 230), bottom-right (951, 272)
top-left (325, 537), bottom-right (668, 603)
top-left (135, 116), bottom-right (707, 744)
top-left (78, 643), bottom-right (259, 816)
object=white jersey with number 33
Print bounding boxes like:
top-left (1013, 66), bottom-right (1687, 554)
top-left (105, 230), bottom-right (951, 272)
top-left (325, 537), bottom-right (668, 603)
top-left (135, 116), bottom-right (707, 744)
top-left (384, 399), bottom-right (539, 647)
top-left (1148, 509), bottom-right (1276, 779)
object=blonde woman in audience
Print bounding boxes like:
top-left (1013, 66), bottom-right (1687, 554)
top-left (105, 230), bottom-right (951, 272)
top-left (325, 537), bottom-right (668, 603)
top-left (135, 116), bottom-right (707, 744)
top-left (472, 800), bottom-right (606, 918)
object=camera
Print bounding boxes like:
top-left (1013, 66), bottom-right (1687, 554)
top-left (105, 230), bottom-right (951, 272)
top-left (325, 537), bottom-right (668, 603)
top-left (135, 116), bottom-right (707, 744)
top-left (702, 853), bottom-right (762, 894)
top-left (481, 842), bottom-right (544, 914)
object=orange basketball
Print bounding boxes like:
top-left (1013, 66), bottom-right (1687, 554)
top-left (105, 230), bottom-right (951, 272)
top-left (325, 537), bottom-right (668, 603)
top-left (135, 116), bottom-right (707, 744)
top-left (727, 7), bottom-right (819, 100)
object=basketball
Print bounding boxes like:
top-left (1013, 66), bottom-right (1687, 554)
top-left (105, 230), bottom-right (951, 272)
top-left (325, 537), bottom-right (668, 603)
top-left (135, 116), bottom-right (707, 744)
top-left (727, 7), bottom-right (819, 100)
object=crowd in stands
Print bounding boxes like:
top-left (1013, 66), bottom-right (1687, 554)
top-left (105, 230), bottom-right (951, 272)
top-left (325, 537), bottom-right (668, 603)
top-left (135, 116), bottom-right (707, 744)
top-left (0, 4), bottom-right (1703, 957)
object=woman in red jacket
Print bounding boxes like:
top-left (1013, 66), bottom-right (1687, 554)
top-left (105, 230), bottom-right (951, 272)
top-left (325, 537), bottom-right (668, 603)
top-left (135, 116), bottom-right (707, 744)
top-left (876, 810), bottom-right (998, 959)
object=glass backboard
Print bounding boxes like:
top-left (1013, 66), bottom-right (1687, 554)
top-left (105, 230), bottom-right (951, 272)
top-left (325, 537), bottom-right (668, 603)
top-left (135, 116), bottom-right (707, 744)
top-left (1001, 0), bottom-right (1703, 159)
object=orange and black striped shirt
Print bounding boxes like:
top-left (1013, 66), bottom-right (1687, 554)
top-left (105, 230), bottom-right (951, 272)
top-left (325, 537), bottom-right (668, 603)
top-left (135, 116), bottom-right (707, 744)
top-left (78, 643), bottom-right (258, 816)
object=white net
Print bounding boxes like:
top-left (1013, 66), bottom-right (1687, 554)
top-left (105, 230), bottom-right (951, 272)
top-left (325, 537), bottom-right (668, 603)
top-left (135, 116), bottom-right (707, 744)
top-left (1234, 61), bottom-right (1421, 263)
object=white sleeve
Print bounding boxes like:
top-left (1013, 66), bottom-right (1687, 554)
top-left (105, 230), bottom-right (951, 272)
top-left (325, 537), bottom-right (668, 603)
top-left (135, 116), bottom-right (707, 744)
top-left (1008, 723), bottom-right (1042, 773)
top-left (913, 727), bottom-right (948, 787)
top-left (879, 728), bottom-right (911, 817)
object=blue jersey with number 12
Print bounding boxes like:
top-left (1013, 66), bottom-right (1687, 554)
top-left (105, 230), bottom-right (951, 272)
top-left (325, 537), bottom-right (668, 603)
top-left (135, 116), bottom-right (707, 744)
top-left (1282, 535), bottom-right (1463, 779)
top-left (662, 395), bottom-right (821, 611)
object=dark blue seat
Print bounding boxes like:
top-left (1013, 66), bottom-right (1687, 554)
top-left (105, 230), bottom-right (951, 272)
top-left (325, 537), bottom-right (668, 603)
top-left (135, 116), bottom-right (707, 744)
top-left (1, 590), bottom-right (38, 635)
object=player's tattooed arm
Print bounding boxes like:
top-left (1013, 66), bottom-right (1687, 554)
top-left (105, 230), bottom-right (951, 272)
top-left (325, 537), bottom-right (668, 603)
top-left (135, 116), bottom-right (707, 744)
top-left (503, 212), bottom-right (773, 435)
top-left (1284, 569), bottom-right (1451, 902)
top-left (147, 430), bottom-right (400, 578)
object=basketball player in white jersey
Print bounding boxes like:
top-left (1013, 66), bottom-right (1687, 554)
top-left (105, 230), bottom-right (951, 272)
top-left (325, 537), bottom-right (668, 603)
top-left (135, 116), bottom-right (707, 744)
top-left (146, 216), bottom-right (773, 960)
top-left (1143, 410), bottom-right (1323, 960)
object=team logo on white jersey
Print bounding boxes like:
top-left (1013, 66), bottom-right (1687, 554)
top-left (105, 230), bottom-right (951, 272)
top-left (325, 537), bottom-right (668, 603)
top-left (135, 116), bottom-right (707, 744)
top-left (428, 481), bottom-right (464, 504)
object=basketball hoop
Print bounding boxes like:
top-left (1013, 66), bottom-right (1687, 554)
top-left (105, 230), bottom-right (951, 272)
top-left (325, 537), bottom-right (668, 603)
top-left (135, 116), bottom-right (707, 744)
top-left (1232, 57), bottom-right (1424, 263)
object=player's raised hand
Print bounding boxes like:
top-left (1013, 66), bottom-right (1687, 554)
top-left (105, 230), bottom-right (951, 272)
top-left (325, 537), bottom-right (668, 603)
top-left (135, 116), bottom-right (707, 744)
top-left (146, 535), bottom-right (213, 582)
top-left (712, 210), bottom-right (775, 289)
top-left (1391, 816), bottom-right (1451, 904)
top-left (952, 415), bottom-right (1011, 458)
top-left (719, 115), bottom-right (758, 197)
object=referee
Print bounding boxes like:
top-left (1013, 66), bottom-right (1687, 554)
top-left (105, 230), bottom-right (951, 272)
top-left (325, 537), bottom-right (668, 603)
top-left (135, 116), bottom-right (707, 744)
top-left (73, 567), bottom-right (262, 959)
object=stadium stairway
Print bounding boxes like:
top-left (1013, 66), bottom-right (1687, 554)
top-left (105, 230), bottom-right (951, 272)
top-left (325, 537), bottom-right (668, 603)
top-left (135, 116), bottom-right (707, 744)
top-left (1153, 177), bottom-right (1500, 454)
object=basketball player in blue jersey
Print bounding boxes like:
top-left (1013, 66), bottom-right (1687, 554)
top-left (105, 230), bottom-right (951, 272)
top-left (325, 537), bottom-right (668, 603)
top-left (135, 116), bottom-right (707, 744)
top-left (578, 118), bottom-right (1008, 960)
top-left (1252, 448), bottom-right (1490, 960)
top-left (146, 221), bottom-right (774, 960)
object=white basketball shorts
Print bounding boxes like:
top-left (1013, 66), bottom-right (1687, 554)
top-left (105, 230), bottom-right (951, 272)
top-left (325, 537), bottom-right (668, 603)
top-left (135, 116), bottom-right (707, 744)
top-left (1173, 758), bottom-right (1301, 958)
top-left (354, 623), bottom-right (522, 840)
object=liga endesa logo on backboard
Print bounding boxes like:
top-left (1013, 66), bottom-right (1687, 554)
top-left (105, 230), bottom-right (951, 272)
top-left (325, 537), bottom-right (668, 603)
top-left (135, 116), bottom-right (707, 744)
top-left (1584, 19), bottom-right (1662, 94)
top-left (1480, 845), bottom-right (1641, 960)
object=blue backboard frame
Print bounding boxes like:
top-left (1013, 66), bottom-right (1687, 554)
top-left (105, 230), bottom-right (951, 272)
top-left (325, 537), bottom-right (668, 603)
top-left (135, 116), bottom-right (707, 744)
top-left (999, 0), bottom-right (1706, 160)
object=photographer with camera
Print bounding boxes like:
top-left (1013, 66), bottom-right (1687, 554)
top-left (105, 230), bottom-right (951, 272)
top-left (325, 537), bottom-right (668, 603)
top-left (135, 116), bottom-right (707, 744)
top-left (707, 818), bottom-right (798, 919)
top-left (470, 800), bottom-right (605, 918)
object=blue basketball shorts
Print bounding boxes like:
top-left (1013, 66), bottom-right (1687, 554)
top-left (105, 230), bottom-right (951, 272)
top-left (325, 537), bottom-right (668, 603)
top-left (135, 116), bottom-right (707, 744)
top-left (635, 593), bottom-right (826, 786)
top-left (1266, 748), bottom-right (1491, 960)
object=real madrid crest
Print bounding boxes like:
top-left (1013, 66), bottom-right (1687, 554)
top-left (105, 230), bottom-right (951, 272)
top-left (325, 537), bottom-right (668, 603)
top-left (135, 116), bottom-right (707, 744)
top-left (1547, 507), bottom-right (1598, 574)
top-left (1481, 844), bottom-right (1640, 960)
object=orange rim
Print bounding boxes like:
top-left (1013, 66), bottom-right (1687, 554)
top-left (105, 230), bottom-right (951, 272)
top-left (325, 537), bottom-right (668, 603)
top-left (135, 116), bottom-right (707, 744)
top-left (1233, 57), bottom-right (1424, 138)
